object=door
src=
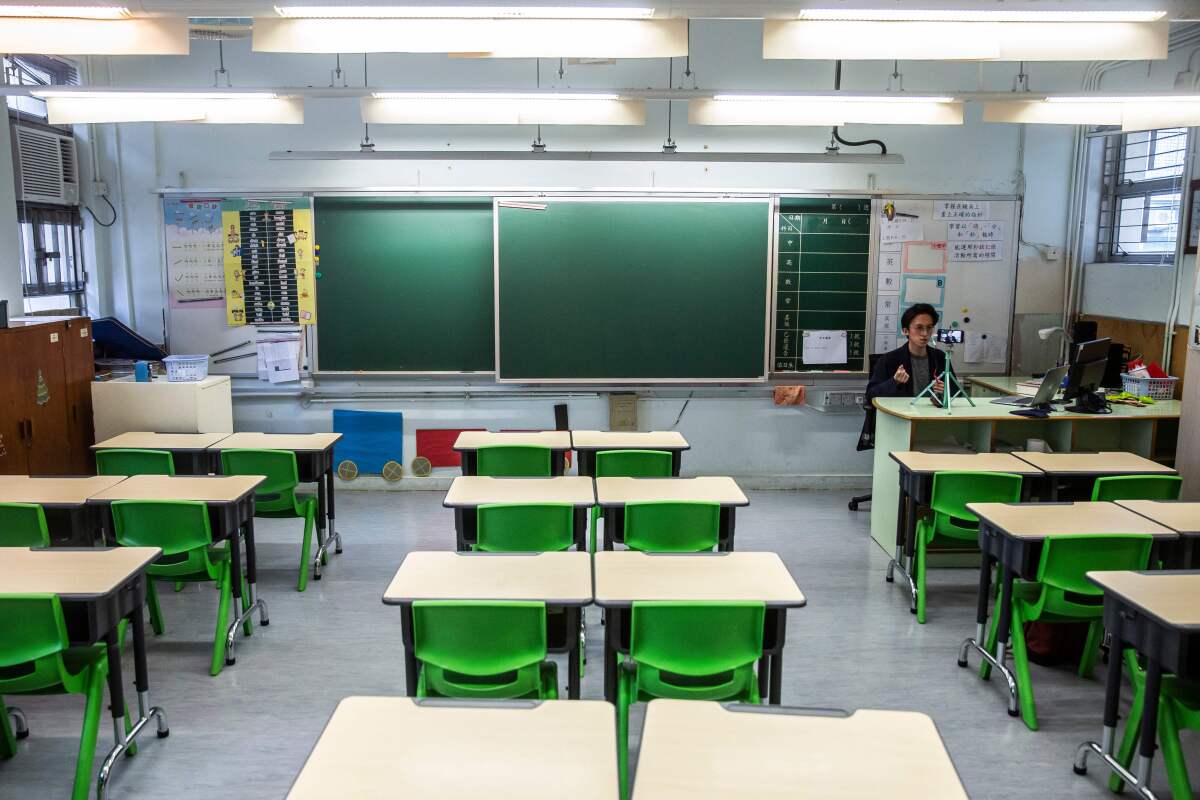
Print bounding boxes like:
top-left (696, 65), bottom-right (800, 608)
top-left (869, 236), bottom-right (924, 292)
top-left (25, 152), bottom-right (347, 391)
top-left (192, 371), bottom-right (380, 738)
top-left (9, 323), bottom-right (72, 474)
top-left (0, 328), bottom-right (29, 474)
top-left (62, 317), bottom-right (95, 473)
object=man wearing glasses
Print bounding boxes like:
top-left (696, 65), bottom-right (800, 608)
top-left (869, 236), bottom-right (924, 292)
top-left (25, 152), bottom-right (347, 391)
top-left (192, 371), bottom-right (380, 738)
top-left (867, 303), bottom-right (946, 401)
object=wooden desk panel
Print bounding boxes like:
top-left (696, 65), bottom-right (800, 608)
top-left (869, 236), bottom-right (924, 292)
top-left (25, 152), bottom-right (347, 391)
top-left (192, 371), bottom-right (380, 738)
top-left (88, 475), bottom-right (264, 503)
top-left (288, 697), bottom-right (617, 800)
top-left (444, 477), bottom-right (595, 508)
top-left (382, 552), bottom-right (592, 605)
top-left (209, 432), bottom-right (341, 452)
top-left (1088, 571), bottom-right (1200, 630)
top-left (595, 477), bottom-right (748, 506)
top-left (0, 475), bottom-right (127, 505)
top-left (890, 451), bottom-right (1043, 475)
top-left (593, 552), bottom-right (805, 607)
top-left (1116, 501), bottom-right (1200, 536)
top-left (453, 431), bottom-right (571, 451)
top-left (92, 432), bottom-right (230, 451)
top-left (1011, 451), bottom-right (1175, 476)
top-left (0, 547), bottom-right (160, 598)
top-left (967, 502), bottom-right (1176, 540)
top-left (571, 431), bottom-right (689, 450)
top-left (633, 700), bottom-right (966, 800)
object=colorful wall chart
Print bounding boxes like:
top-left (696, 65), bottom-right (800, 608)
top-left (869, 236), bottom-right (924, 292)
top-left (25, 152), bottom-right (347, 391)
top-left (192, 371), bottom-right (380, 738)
top-left (222, 198), bottom-right (316, 326)
top-left (163, 197), bottom-right (224, 307)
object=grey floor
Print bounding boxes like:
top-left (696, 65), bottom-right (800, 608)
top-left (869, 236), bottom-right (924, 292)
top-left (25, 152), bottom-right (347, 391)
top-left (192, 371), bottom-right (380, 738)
top-left (1, 489), bottom-right (1196, 799)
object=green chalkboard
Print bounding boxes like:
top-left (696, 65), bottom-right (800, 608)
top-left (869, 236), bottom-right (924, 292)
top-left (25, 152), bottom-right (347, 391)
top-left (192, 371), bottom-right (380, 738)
top-left (496, 199), bottom-right (770, 381)
top-left (314, 197), bottom-right (494, 372)
top-left (774, 197), bottom-right (871, 372)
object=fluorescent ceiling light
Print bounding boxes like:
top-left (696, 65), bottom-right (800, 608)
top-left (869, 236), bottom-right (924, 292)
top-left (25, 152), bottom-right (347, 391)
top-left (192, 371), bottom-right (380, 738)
top-left (1047, 94), bottom-right (1200, 103)
top-left (797, 9), bottom-right (1166, 22)
top-left (269, 149), bottom-right (906, 164)
top-left (35, 92), bottom-right (303, 124)
top-left (0, 4), bottom-right (129, 18)
top-left (763, 18), bottom-right (1168, 61)
top-left (275, 5), bottom-right (654, 18)
top-left (253, 16), bottom-right (685, 57)
top-left (374, 92), bottom-right (620, 100)
top-left (984, 96), bottom-right (1200, 131)
top-left (0, 15), bottom-right (188, 54)
top-left (691, 96), bottom-right (963, 126)
top-left (362, 93), bottom-right (644, 125)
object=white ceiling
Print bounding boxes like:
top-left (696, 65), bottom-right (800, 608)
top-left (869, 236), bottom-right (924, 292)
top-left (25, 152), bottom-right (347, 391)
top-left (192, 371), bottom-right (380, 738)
top-left (46, 0), bottom-right (1200, 20)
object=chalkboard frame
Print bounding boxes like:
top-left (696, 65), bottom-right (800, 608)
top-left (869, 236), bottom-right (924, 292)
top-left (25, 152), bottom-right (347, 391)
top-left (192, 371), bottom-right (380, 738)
top-left (493, 195), bottom-right (774, 384)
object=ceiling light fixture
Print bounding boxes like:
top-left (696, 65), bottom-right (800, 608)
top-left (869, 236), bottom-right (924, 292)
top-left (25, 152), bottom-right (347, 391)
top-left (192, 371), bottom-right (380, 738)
top-left (269, 148), bottom-right (905, 164)
top-left (983, 94), bottom-right (1200, 131)
top-left (274, 5), bottom-right (655, 18)
top-left (692, 95), bottom-right (963, 126)
top-left (0, 14), bottom-right (188, 54)
top-left (0, 4), bottom-right (129, 18)
top-left (796, 9), bottom-right (1166, 22)
top-left (362, 92), bottom-right (644, 125)
top-left (33, 91), bottom-right (302, 124)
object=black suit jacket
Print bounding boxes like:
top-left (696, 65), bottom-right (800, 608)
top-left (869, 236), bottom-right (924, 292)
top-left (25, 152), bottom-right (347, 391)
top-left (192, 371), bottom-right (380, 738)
top-left (866, 343), bottom-right (949, 401)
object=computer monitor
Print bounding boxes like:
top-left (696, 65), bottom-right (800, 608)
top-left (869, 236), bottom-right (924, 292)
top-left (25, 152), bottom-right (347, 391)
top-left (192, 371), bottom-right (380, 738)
top-left (1063, 337), bottom-right (1111, 413)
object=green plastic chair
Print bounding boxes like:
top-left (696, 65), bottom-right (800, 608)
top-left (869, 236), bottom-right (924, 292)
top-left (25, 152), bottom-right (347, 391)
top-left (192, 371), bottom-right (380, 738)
top-left (913, 471), bottom-right (1023, 624)
top-left (982, 534), bottom-right (1153, 731)
top-left (1090, 474), bottom-right (1182, 502)
top-left (111, 499), bottom-right (242, 676)
top-left (220, 449), bottom-right (319, 592)
top-left (476, 503), bottom-right (575, 552)
top-left (590, 449), bottom-right (674, 553)
top-left (616, 601), bottom-right (764, 797)
top-left (1110, 649), bottom-right (1200, 799)
top-left (0, 503), bottom-right (50, 547)
top-left (475, 445), bottom-right (552, 478)
top-left (0, 594), bottom-right (110, 800)
top-left (412, 601), bottom-right (558, 700)
top-left (623, 501), bottom-right (720, 552)
top-left (95, 448), bottom-right (175, 476)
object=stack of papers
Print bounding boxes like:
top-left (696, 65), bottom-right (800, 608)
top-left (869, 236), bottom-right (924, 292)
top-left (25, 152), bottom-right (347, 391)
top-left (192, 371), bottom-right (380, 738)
top-left (256, 331), bottom-right (302, 384)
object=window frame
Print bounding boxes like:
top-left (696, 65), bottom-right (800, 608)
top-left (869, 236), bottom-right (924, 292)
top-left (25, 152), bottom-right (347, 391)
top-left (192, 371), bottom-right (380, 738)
top-left (1097, 126), bottom-right (1190, 264)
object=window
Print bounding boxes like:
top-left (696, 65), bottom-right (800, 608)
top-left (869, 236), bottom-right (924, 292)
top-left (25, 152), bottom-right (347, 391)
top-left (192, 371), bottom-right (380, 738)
top-left (4, 55), bottom-right (77, 120)
top-left (18, 205), bottom-right (86, 313)
top-left (1098, 127), bottom-right (1190, 263)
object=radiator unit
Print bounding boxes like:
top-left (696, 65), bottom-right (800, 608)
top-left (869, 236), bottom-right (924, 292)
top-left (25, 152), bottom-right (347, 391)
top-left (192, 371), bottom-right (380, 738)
top-left (14, 124), bottom-right (79, 206)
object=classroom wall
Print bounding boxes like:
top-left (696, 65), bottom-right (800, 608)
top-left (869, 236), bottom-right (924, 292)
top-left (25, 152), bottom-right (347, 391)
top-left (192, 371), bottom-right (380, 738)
top-left (68, 21), bottom-right (1199, 481)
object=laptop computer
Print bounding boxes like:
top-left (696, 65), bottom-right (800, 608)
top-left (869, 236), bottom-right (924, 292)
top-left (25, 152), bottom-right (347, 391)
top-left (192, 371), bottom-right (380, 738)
top-left (991, 365), bottom-right (1069, 408)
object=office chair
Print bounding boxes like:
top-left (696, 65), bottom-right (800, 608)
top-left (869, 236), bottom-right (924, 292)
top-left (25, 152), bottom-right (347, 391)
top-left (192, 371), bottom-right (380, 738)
top-left (849, 353), bottom-right (883, 511)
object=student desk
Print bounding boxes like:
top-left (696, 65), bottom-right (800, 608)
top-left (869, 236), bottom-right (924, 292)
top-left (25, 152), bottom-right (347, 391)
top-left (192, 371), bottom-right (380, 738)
top-left (886, 452), bottom-right (1042, 614)
top-left (1011, 451), bottom-right (1176, 500)
top-left (593, 551), bottom-right (806, 706)
top-left (594, 477), bottom-right (748, 552)
top-left (287, 697), bottom-right (618, 800)
top-left (1117, 500), bottom-right (1200, 567)
top-left (1074, 571), bottom-right (1200, 800)
top-left (453, 431), bottom-right (572, 476)
top-left (632, 700), bottom-right (967, 800)
top-left (382, 552), bottom-right (592, 699)
top-left (209, 432), bottom-right (344, 577)
top-left (869, 397), bottom-right (1180, 555)
top-left (91, 431), bottom-right (230, 475)
top-left (0, 475), bottom-right (126, 545)
top-left (571, 431), bottom-right (690, 477)
top-left (0, 547), bottom-right (168, 798)
top-left (957, 502), bottom-right (1176, 720)
top-left (443, 476), bottom-right (596, 550)
top-left (88, 475), bottom-right (267, 667)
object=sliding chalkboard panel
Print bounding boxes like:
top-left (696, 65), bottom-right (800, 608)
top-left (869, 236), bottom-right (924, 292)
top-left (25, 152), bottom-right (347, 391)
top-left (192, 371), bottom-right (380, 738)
top-left (496, 198), bottom-right (770, 382)
top-left (314, 197), bottom-right (494, 373)
top-left (773, 197), bottom-right (871, 373)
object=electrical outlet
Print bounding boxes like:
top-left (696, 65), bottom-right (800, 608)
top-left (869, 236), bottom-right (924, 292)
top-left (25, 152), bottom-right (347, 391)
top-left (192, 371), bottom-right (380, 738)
top-left (91, 180), bottom-right (109, 196)
top-left (1045, 247), bottom-right (1061, 261)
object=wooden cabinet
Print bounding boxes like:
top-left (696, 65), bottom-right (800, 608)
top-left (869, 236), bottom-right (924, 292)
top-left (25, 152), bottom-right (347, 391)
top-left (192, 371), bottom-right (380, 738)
top-left (0, 319), bottom-right (95, 475)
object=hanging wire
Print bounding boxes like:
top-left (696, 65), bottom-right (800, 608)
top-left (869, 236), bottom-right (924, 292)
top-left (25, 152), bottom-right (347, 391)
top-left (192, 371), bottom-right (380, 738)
top-left (663, 58), bottom-right (676, 152)
top-left (360, 53), bottom-right (373, 150)
top-left (213, 38), bottom-right (230, 87)
top-left (683, 19), bottom-right (694, 85)
top-left (532, 58), bottom-right (545, 151)
top-left (330, 53), bottom-right (347, 87)
top-left (1013, 61), bottom-right (1030, 92)
top-left (558, 57), bottom-right (564, 81)
top-left (887, 60), bottom-right (903, 92)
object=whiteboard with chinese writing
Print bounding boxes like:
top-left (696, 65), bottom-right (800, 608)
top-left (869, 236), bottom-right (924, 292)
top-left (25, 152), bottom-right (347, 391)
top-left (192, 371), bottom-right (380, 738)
top-left (870, 196), bottom-right (1020, 374)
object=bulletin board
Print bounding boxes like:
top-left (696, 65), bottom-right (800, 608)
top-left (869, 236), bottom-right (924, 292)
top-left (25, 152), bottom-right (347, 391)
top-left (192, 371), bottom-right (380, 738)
top-left (871, 196), bottom-right (1021, 374)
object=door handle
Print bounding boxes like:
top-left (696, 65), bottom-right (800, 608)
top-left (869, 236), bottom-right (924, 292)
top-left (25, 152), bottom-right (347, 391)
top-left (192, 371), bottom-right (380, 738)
top-left (17, 419), bottom-right (25, 440)
top-left (26, 418), bottom-right (32, 443)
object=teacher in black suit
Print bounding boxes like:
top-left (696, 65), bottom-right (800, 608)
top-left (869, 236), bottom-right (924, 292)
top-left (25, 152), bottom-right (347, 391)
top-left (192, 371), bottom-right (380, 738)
top-left (867, 303), bottom-right (947, 401)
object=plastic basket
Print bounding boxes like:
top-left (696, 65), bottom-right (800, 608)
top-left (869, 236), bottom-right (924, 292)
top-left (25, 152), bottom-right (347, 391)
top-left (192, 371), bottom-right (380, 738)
top-left (1120, 373), bottom-right (1178, 401)
top-left (162, 354), bottom-right (209, 382)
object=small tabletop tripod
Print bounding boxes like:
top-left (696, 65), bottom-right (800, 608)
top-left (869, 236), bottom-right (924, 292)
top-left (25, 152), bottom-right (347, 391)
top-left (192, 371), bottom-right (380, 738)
top-left (910, 344), bottom-right (974, 411)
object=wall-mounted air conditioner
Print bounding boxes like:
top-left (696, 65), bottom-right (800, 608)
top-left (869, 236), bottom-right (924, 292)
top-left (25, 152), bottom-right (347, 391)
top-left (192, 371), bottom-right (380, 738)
top-left (14, 124), bottom-right (80, 206)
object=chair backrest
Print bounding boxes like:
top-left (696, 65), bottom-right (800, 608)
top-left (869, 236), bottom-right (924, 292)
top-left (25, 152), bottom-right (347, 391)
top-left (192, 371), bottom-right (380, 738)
top-left (220, 448), bottom-right (300, 511)
top-left (0, 502), bottom-right (50, 547)
top-left (476, 503), bottom-right (575, 552)
top-left (0, 594), bottom-right (71, 691)
top-left (624, 501), bottom-right (720, 552)
top-left (412, 601), bottom-right (547, 675)
top-left (631, 601), bottom-right (764, 676)
top-left (95, 448), bottom-right (175, 476)
top-left (1091, 475), bottom-right (1182, 502)
top-left (595, 449), bottom-right (673, 478)
top-left (1036, 534), bottom-right (1154, 596)
top-left (929, 471), bottom-right (1024, 530)
top-left (111, 500), bottom-right (215, 575)
top-left (475, 445), bottom-right (552, 478)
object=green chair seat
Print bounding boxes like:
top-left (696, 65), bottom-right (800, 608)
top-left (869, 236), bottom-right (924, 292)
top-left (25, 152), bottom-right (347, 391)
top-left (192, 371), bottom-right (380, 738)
top-left (220, 449), bottom-right (319, 592)
top-left (95, 448), bottom-right (175, 476)
top-left (475, 445), bottom-right (552, 477)
top-left (0, 594), bottom-right (109, 800)
top-left (616, 601), bottom-right (764, 798)
top-left (914, 471), bottom-right (1023, 623)
top-left (412, 601), bottom-right (558, 701)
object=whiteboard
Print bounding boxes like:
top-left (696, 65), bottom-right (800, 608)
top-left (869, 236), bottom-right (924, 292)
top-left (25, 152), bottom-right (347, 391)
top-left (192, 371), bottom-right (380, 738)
top-left (871, 196), bottom-right (1020, 374)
